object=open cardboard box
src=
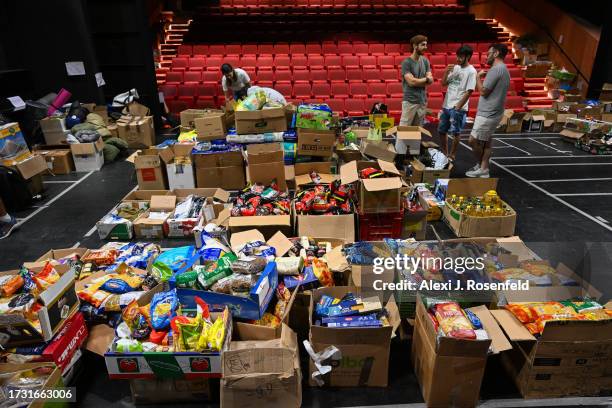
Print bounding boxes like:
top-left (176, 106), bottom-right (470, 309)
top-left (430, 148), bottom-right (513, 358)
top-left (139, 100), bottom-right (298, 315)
top-left (159, 144), bottom-right (196, 190)
top-left (490, 293), bottom-right (612, 398)
top-left (165, 188), bottom-right (229, 238)
top-left (11, 154), bottom-right (48, 195)
top-left (410, 158), bottom-right (452, 185)
top-left (96, 201), bottom-right (148, 240)
top-left (121, 189), bottom-right (170, 209)
top-left (133, 195), bottom-right (176, 239)
top-left (88, 286), bottom-right (232, 380)
top-left (442, 178), bottom-right (516, 238)
top-left (129, 149), bottom-right (168, 190)
top-left (340, 159), bottom-right (405, 214)
top-left (70, 137), bottom-right (105, 172)
top-left (412, 295), bottom-right (511, 407)
top-left (359, 139), bottom-right (397, 162)
top-left (387, 126), bottom-right (431, 155)
top-left (34, 247), bottom-right (89, 266)
top-left (0, 263), bottom-right (78, 347)
top-left (117, 115), bottom-right (155, 148)
top-left (33, 145), bottom-right (75, 175)
top-left (0, 363), bottom-right (64, 408)
top-left (308, 286), bottom-right (400, 387)
top-left (221, 323), bottom-right (301, 408)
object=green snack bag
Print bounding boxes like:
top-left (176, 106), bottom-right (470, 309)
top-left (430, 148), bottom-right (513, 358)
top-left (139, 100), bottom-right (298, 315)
top-left (196, 253), bottom-right (237, 289)
top-left (175, 270), bottom-right (198, 288)
top-left (151, 261), bottom-right (173, 282)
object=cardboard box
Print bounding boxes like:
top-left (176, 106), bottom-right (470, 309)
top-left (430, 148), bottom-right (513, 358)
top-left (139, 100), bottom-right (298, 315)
top-left (35, 247), bottom-right (89, 265)
top-left (600, 82), bottom-right (612, 101)
top-left (505, 111), bottom-right (528, 133)
top-left (293, 162), bottom-right (337, 190)
top-left (410, 159), bottom-right (451, 185)
top-left (388, 126), bottom-right (431, 155)
top-left (229, 214), bottom-right (292, 239)
top-left (360, 140), bottom-right (397, 162)
top-left (33, 146), bottom-right (75, 175)
top-left (180, 109), bottom-right (215, 129)
top-left (0, 122), bottom-right (31, 166)
top-left (39, 116), bottom-right (70, 145)
top-left (165, 188), bottom-right (229, 238)
top-left (11, 154), bottom-right (48, 195)
top-left (412, 296), bottom-right (511, 407)
top-left (0, 263), bottom-right (78, 347)
top-left (221, 324), bottom-right (301, 408)
top-left (82, 103), bottom-right (110, 124)
top-left (101, 289), bottom-right (231, 379)
top-left (340, 160), bottom-right (404, 214)
top-left (0, 363), bottom-right (64, 408)
top-left (173, 230), bottom-right (289, 319)
top-left (194, 150), bottom-right (245, 190)
top-left (491, 296), bottom-right (612, 398)
top-left (159, 144), bottom-right (196, 190)
top-left (117, 115), bottom-right (155, 148)
top-left (121, 190), bottom-right (169, 208)
top-left (194, 110), bottom-right (227, 141)
top-left (553, 113), bottom-right (577, 132)
top-left (132, 149), bottom-right (168, 190)
top-left (246, 143), bottom-right (286, 190)
top-left (296, 128), bottom-right (335, 157)
top-left (133, 195), bottom-right (176, 239)
top-left (41, 311), bottom-right (88, 372)
top-left (336, 148), bottom-right (363, 164)
top-left (522, 113), bottom-right (548, 133)
top-left (235, 107), bottom-right (287, 135)
top-left (308, 286), bottom-right (400, 387)
top-left (130, 378), bottom-right (213, 404)
top-left (70, 138), bottom-right (105, 172)
top-left (96, 201), bottom-right (147, 240)
top-left (442, 178), bottom-right (517, 237)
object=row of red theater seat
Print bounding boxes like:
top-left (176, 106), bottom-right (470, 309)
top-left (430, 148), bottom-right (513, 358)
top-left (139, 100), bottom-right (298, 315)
top-left (220, 0), bottom-right (460, 8)
top-left (161, 81), bottom-right (519, 102)
top-left (176, 42), bottom-right (498, 57)
top-left (170, 54), bottom-right (514, 70)
top-left (165, 95), bottom-right (525, 119)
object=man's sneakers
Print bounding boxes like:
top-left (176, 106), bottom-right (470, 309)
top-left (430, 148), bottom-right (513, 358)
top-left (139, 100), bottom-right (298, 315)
top-left (466, 167), bottom-right (490, 178)
top-left (467, 164), bottom-right (480, 173)
top-left (0, 215), bottom-right (18, 240)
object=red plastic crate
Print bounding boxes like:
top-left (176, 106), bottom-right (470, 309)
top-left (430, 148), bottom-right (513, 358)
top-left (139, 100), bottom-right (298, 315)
top-left (358, 210), bottom-right (404, 241)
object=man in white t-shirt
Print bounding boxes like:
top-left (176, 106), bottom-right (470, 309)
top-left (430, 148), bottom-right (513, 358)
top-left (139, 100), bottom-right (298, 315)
top-left (438, 45), bottom-right (477, 161)
top-left (221, 63), bottom-right (251, 101)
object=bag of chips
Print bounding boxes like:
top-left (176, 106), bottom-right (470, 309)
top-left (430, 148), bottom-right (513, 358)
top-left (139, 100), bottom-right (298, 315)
top-left (434, 302), bottom-right (476, 340)
top-left (150, 290), bottom-right (179, 331)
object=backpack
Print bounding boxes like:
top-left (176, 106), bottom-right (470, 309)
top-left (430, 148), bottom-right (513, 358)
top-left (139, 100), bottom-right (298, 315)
top-left (0, 166), bottom-right (33, 211)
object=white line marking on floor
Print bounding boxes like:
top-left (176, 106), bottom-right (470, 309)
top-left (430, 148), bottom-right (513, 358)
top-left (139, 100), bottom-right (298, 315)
top-left (458, 139), bottom-right (612, 233)
top-left (492, 146), bottom-right (513, 149)
top-left (496, 139), bottom-right (532, 156)
top-left (595, 216), bottom-right (610, 224)
top-left (15, 218), bottom-right (24, 222)
top-left (553, 193), bottom-right (612, 197)
top-left (71, 241), bottom-right (81, 248)
top-left (31, 205), bottom-right (48, 208)
top-left (430, 224), bottom-right (441, 241)
top-left (528, 137), bottom-right (569, 153)
top-left (504, 162), bottom-right (612, 167)
top-left (84, 225), bottom-right (97, 237)
top-left (530, 177), bottom-right (612, 183)
top-left (16, 171), bottom-right (94, 227)
top-left (43, 180), bottom-right (78, 184)
top-left (492, 136), bottom-right (561, 140)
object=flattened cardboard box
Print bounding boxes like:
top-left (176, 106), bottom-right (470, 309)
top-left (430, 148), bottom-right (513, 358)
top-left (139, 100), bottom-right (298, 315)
top-left (442, 178), bottom-right (517, 238)
top-left (412, 296), bottom-right (511, 407)
top-left (222, 324), bottom-right (301, 408)
top-left (359, 140), bottom-right (396, 162)
top-left (308, 286), bottom-right (400, 387)
top-left (296, 128), bottom-right (336, 157)
top-left (235, 107), bottom-right (287, 135)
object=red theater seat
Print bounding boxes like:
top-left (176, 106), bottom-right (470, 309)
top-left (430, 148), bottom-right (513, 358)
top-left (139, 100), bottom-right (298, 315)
top-left (345, 99), bottom-right (366, 116)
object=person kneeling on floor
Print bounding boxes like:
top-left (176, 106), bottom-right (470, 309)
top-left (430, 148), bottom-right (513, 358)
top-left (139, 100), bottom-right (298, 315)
top-left (466, 43), bottom-right (511, 178)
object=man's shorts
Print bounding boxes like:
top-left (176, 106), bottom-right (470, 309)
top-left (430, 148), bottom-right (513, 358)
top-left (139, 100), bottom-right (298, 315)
top-left (438, 108), bottom-right (467, 135)
top-left (399, 102), bottom-right (426, 126)
top-left (471, 114), bottom-right (503, 142)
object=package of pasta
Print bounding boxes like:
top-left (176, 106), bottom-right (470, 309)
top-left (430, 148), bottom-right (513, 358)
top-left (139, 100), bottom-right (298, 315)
top-left (312, 258), bottom-right (334, 287)
top-left (0, 274), bottom-right (24, 298)
top-left (433, 302), bottom-right (476, 340)
top-left (206, 309), bottom-right (228, 351)
top-left (275, 256), bottom-right (303, 275)
top-left (99, 273), bottom-right (143, 294)
top-left (122, 300), bottom-right (151, 340)
top-left (530, 302), bottom-right (577, 320)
